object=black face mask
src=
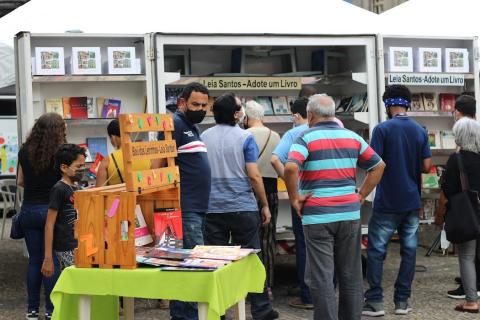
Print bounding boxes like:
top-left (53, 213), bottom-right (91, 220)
top-left (185, 108), bottom-right (206, 124)
top-left (71, 168), bottom-right (85, 182)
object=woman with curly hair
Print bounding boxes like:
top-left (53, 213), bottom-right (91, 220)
top-left (17, 113), bottom-right (66, 320)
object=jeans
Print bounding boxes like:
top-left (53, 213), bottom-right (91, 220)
top-left (170, 211), bottom-right (205, 320)
top-left (291, 207), bottom-right (313, 304)
top-left (365, 210), bottom-right (419, 303)
top-left (458, 239), bottom-right (480, 302)
top-left (20, 203), bottom-right (60, 313)
top-left (204, 211), bottom-right (273, 320)
top-left (304, 220), bottom-right (363, 320)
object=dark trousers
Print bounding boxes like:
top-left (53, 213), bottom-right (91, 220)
top-left (20, 203), bottom-right (60, 313)
top-left (204, 211), bottom-right (273, 320)
top-left (170, 211), bottom-right (205, 320)
top-left (291, 207), bottom-right (313, 304)
top-left (304, 220), bottom-right (363, 320)
top-left (258, 193), bottom-right (279, 289)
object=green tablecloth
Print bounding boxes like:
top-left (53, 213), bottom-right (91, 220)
top-left (51, 254), bottom-right (265, 320)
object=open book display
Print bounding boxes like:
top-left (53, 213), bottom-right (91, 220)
top-left (135, 245), bottom-right (259, 271)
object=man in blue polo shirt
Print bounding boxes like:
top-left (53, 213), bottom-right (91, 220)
top-left (363, 85), bottom-right (432, 317)
top-left (158, 82), bottom-right (211, 320)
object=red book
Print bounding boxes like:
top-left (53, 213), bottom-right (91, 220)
top-left (70, 97), bottom-right (88, 119)
top-left (154, 208), bottom-right (183, 248)
top-left (439, 94), bottom-right (457, 112)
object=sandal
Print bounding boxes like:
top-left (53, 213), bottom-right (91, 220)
top-left (455, 304), bottom-right (479, 313)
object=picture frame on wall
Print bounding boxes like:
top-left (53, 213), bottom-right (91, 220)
top-left (445, 48), bottom-right (469, 73)
top-left (34, 47), bottom-right (65, 75)
top-left (388, 47), bottom-right (413, 72)
top-left (417, 48), bottom-right (442, 73)
top-left (107, 47), bottom-right (138, 74)
top-left (71, 47), bottom-right (102, 75)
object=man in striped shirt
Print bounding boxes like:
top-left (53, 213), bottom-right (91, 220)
top-left (284, 94), bottom-right (385, 320)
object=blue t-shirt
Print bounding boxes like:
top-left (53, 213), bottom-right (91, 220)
top-left (370, 115), bottom-right (431, 213)
top-left (272, 124), bottom-right (309, 164)
top-left (158, 112), bottom-right (211, 213)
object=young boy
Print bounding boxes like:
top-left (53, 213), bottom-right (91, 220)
top-left (42, 144), bottom-right (86, 277)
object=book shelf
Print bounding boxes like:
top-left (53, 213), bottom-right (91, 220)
top-left (154, 34), bottom-right (379, 237)
top-left (377, 35), bottom-right (480, 224)
top-left (15, 32), bottom-right (156, 156)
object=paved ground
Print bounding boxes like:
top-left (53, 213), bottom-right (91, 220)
top-left (1, 220), bottom-right (479, 320)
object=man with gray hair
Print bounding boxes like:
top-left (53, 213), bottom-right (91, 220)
top-left (284, 94), bottom-right (385, 320)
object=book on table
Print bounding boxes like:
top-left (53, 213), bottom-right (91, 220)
top-left (154, 208), bottom-right (183, 248)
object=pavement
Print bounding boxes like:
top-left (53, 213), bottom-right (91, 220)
top-left (1, 219), bottom-right (479, 320)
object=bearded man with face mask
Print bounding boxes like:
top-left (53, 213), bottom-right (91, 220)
top-left (157, 82), bottom-right (212, 320)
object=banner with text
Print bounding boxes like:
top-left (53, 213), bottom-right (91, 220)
top-left (175, 77), bottom-right (302, 90)
top-left (387, 73), bottom-right (465, 86)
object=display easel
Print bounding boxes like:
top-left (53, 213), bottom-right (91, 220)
top-left (74, 113), bottom-right (180, 269)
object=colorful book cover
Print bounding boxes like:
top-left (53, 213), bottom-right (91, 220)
top-left (439, 94), bottom-right (457, 112)
top-left (440, 130), bottom-right (456, 149)
top-left (102, 99), bottom-right (121, 118)
top-left (191, 246), bottom-right (241, 260)
top-left (96, 97), bottom-right (106, 118)
top-left (86, 137), bottom-right (108, 158)
top-left (180, 258), bottom-right (231, 269)
top-left (135, 205), bottom-right (154, 246)
top-left (154, 208), bottom-right (183, 248)
top-left (271, 96), bottom-right (290, 115)
top-left (69, 97), bottom-right (88, 119)
top-left (427, 130), bottom-right (441, 149)
top-left (77, 143), bottom-right (93, 162)
top-left (45, 98), bottom-right (64, 117)
top-left (147, 247), bottom-right (191, 260)
top-left (88, 153), bottom-right (104, 176)
top-left (410, 94), bottom-right (424, 111)
top-left (62, 97), bottom-right (71, 119)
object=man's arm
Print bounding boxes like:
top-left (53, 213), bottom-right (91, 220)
top-left (95, 158), bottom-right (109, 187)
top-left (284, 162), bottom-right (311, 218)
top-left (42, 209), bottom-right (58, 277)
top-left (270, 154), bottom-right (285, 180)
top-left (422, 158), bottom-right (433, 174)
top-left (246, 163), bottom-right (271, 226)
top-left (357, 161), bottom-right (386, 204)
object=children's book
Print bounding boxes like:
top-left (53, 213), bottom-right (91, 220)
top-left (86, 137), bottom-right (108, 158)
top-left (135, 205), bottom-right (154, 246)
top-left (69, 97), bottom-right (88, 119)
top-left (102, 99), bottom-right (121, 118)
top-left (45, 98), bottom-right (64, 117)
top-left (154, 208), bottom-right (183, 248)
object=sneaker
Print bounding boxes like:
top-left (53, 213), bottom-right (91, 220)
top-left (26, 311), bottom-right (39, 319)
top-left (448, 285), bottom-right (466, 299)
top-left (288, 297), bottom-right (314, 310)
top-left (257, 309), bottom-right (279, 320)
top-left (455, 276), bottom-right (462, 284)
top-left (362, 302), bottom-right (385, 317)
top-left (394, 301), bottom-right (412, 315)
top-left (45, 312), bottom-right (52, 320)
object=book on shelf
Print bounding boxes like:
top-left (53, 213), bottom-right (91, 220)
top-left (71, 47), bottom-right (102, 75)
top-left (87, 97), bottom-right (96, 118)
top-left (69, 97), bottom-right (88, 119)
top-left (77, 143), bottom-right (93, 162)
top-left (102, 99), bottom-right (121, 118)
top-left (439, 94), bottom-right (457, 112)
top-left (45, 98), bottom-right (64, 116)
top-left (388, 47), bottom-right (413, 72)
top-left (286, 96), bottom-right (296, 108)
top-left (86, 137), bottom-right (108, 158)
top-left (410, 94), bottom-right (424, 111)
top-left (440, 130), bottom-right (456, 149)
top-left (62, 97), bottom-right (71, 119)
top-left (134, 204), bottom-right (154, 247)
top-left (254, 97), bottom-right (274, 116)
top-left (416, 48), bottom-right (442, 73)
top-left (422, 93), bottom-right (438, 112)
top-left (427, 130), bottom-right (441, 149)
top-left (34, 47), bottom-right (65, 75)
top-left (445, 48), bottom-right (469, 73)
top-left (271, 96), bottom-right (290, 115)
top-left (96, 97), bottom-right (106, 118)
top-left (154, 208), bottom-right (183, 248)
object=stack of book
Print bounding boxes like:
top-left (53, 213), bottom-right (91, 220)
top-left (135, 245), bottom-right (259, 271)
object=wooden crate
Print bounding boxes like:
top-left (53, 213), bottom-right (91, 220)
top-left (74, 113), bottom-right (180, 269)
